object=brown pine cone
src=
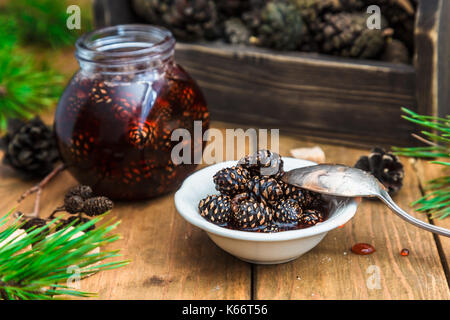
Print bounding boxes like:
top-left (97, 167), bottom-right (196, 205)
top-left (213, 166), bottom-right (250, 195)
top-left (82, 196), bottom-right (114, 216)
top-left (354, 147), bottom-right (404, 193)
top-left (274, 198), bottom-right (303, 223)
top-left (247, 176), bottom-right (283, 206)
top-left (0, 117), bottom-right (60, 178)
top-left (231, 193), bottom-right (273, 230)
top-left (300, 208), bottom-right (324, 226)
top-left (238, 149), bottom-right (284, 178)
top-left (198, 194), bottom-right (232, 225)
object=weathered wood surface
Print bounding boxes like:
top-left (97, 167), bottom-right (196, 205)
top-left (0, 121), bottom-right (448, 299)
top-left (414, 0), bottom-right (450, 118)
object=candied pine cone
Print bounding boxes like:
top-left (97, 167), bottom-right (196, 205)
top-left (300, 208), bottom-right (324, 226)
top-left (231, 193), bottom-right (273, 230)
top-left (127, 120), bottom-right (157, 149)
top-left (258, 223), bottom-right (280, 233)
top-left (247, 176), bottom-right (283, 206)
top-left (82, 196), bottom-right (114, 216)
top-left (354, 147), bottom-right (404, 193)
top-left (198, 194), bottom-right (232, 225)
top-left (0, 117), bottom-right (60, 178)
top-left (274, 198), bottom-right (303, 223)
top-left (280, 182), bottom-right (314, 207)
top-left (213, 166), bottom-right (250, 195)
top-left (238, 149), bottom-right (284, 178)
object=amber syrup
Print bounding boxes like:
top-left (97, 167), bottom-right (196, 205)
top-left (55, 65), bottom-right (209, 200)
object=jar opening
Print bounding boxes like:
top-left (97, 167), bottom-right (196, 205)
top-left (75, 24), bottom-right (176, 73)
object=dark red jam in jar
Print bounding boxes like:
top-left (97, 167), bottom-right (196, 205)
top-left (55, 25), bottom-right (209, 200)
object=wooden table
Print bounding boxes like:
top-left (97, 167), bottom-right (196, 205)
top-left (0, 120), bottom-right (448, 299)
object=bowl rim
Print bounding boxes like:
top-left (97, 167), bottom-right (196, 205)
top-left (174, 158), bottom-right (358, 242)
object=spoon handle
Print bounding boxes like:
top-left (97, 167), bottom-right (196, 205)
top-left (378, 190), bottom-right (450, 237)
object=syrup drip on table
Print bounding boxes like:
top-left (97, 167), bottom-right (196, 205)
top-left (351, 243), bottom-right (376, 255)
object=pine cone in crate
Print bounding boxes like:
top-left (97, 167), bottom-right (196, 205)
top-left (354, 147), bottom-right (404, 193)
top-left (216, 0), bottom-right (250, 16)
top-left (316, 12), bottom-right (389, 59)
top-left (368, 0), bottom-right (417, 52)
top-left (198, 194), bottom-right (232, 225)
top-left (243, 1), bottom-right (304, 50)
top-left (0, 117), bottom-right (60, 179)
top-left (381, 38), bottom-right (410, 64)
top-left (223, 18), bottom-right (250, 45)
top-left (133, 0), bottom-right (221, 41)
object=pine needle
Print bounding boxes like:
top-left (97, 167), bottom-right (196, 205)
top-left (392, 108), bottom-right (450, 219)
top-left (0, 210), bottom-right (129, 300)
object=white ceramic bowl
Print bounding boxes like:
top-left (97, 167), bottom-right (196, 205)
top-left (174, 158), bottom-right (358, 264)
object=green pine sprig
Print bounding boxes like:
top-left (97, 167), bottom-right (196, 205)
top-left (0, 43), bottom-right (64, 131)
top-left (6, 0), bottom-right (92, 48)
top-left (0, 211), bottom-right (129, 300)
top-left (393, 107), bottom-right (450, 219)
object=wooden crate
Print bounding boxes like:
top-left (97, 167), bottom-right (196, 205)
top-left (93, 0), bottom-right (449, 147)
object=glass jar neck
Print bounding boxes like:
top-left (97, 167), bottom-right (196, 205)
top-left (75, 25), bottom-right (176, 76)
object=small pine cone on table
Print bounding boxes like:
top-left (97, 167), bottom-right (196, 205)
top-left (231, 193), bottom-right (273, 230)
top-left (64, 195), bottom-right (85, 214)
top-left (213, 166), bottom-right (250, 196)
top-left (65, 185), bottom-right (93, 200)
top-left (198, 194), bottom-right (232, 225)
top-left (354, 147), bottom-right (404, 193)
top-left (82, 196), bottom-right (114, 216)
top-left (0, 117), bottom-right (60, 179)
top-left (57, 216), bottom-right (95, 232)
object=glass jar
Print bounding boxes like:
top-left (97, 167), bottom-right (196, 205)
top-left (55, 25), bottom-right (209, 200)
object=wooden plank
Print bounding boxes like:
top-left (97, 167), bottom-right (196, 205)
top-left (252, 133), bottom-right (450, 299)
top-left (415, 0), bottom-right (450, 118)
top-left (412, 159), bottom-right (450, 283)
top-left (176, 42), bottom-right (417, 148)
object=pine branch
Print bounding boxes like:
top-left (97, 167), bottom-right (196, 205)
top-left (0, 43), bottom-right (63, 131)
top-left (6, 0), bottom-right (92, 48)
top-left (0, 211), bottom-right (129, 300)
top-left (392, 107), bottom-right (450, 219)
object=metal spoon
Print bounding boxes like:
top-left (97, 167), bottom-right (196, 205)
top-left (282, 164), bottom-right (450, 237)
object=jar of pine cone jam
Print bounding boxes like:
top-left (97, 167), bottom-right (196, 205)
top-left (55, 25), bottom-right (209, 200)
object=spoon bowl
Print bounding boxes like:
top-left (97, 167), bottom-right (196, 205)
top-left (283, 164), bottom-right (450, 238)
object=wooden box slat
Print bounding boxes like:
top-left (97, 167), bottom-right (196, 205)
top-left (176, 43), bottom-right (417, 147)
